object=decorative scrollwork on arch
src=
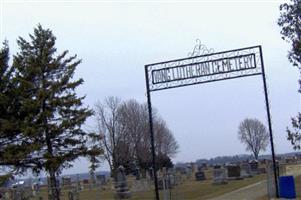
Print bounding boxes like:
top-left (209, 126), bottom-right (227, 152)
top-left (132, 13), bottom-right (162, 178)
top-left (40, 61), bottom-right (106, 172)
top-left (188, 39), bottom-right (214, 57)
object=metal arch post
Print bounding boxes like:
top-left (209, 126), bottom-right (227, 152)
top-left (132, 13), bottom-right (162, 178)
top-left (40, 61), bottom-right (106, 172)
top-left (145, 66), bottom-right (160, 200)
top-left (259, 46), bottom-right (279, 198)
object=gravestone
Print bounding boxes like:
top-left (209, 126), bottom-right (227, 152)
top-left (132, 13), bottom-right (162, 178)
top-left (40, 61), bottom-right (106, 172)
top-left (157, 169), bottom-right (163, 178)
top-left (148, 167), bottom-right (154, 180)
top-left (158, 168), bottom-right (172, 190)
top-left (227, 165), bottom-right (242, 180)
top-left (212, 168), bottom-right (227, 185)
top-left (213, 164), bottom-right (222, 169)
top-left (167, 172), bottom-right (177, 186)
top-left (134, 167), bottom-right (140, 180)
top-left (68, 187), bottom-right (79, 200)
top-left (11, 187), bottom-right (32, 200)
top-left (158, 178), bottom-right (172, 190)
top-left (115, 166), bottom-right (131, 199)
top-left (96, 175), bottom-right (106, 185)
top-left (62, 177), bottom-right (72, 186)
top-left (145, 171), bottom-right (151, 181)
top-left (175, 171), bottom-right (184, 184)
top-left (175, 166), bottom-right (186, 175)
top-left (76, 174), bottom-right (82, 191)
top-left (191, 163), bottom-right (198, 175)
top-left (186, 165), bottom-right (192, 179)
top-left (195, 171), bottom-right (206, 181)
top-left (240, 162), bottom-right (252, 178)
top-left (32, 182), bottom-right (41, 198)
top-left (250, 160), bottom-right (259, 175)
top-left (198, 163), bottom-right (208, 171)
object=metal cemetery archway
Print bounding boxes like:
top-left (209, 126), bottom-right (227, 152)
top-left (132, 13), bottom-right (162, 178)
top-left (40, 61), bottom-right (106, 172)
top-left (144, 43), bottom-right (278, 200)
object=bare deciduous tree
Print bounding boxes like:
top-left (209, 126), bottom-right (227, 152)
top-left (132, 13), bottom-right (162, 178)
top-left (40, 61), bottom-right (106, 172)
top-left (153, 119), bottom-right (179, 158)
top-left (238, 118), bottom-right (269, 160)
top-left (119, 100), bottom-right (179, 166)
top-left (94, 97), bottom-right (179, 174)
top-left (118, 100), bottom-right (149, 167)
top-left (95, 96), bottom-right (126, 175)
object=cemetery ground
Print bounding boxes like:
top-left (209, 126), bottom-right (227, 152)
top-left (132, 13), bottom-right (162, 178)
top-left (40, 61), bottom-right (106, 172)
top-left (6, 162), bottom-right (301, 199)
top-left (29, 172), bottom-right (266, 200)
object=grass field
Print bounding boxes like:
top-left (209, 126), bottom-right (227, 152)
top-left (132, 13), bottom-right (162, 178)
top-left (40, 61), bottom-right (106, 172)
top-left (30, 174), bottom-right (266, 200)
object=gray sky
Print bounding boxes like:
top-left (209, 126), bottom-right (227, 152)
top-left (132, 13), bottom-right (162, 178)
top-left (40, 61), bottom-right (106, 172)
top-left (1, 0), bottom-right (300, 175)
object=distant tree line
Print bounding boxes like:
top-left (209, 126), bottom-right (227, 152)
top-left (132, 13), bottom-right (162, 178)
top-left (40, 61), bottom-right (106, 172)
top-left (92, 97), bottom-right (179, 177)
top-left (195, 155), bottom-right (254, 166)
top-left (194, 151), bottom-right (301, 167)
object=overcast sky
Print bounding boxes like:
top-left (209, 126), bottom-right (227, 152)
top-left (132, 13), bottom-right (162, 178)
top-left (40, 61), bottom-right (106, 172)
top-left (1, 0), bottom-right (300, 175)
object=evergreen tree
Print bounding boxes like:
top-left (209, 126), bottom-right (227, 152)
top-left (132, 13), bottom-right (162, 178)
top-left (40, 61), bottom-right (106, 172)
top-left (13, 25), bottom-right (94, 200)
top-left (0, 41), bottom-right (14, 165)
top-left (0, 41), bottom-right (18, 169)
top-left (156, 154), bottom-right (173, 170)
top-left (88, 156), bottom-right (98, 184)
top-left (0, 41), bottom-right (35, 173)
top-left (88, 132), bottom-right (104, 183)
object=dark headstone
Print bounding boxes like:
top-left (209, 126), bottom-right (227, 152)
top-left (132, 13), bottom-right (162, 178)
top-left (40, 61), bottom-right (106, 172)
top-left (250, 160), bottom-right (259, 175)
top-left (201, 163), bottom-right (208, 170)
top-left (213, 164), bottom-right (221, 169)
top-left (227, 165), bottom-right (242, 180)
top-left (195, 171), bottom-right (206, 181)
top-left (134, 167), bottom-right (140, 180)
top-left (96, 175), bottom-right (106, 185)
top-left (149, 168), bottom-right (154, 180)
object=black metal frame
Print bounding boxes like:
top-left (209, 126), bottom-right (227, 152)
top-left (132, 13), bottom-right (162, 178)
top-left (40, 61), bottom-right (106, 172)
top-left (144, 45), bottom-right (279, 200)
top-left (151, 53), bottom-right (257, 85)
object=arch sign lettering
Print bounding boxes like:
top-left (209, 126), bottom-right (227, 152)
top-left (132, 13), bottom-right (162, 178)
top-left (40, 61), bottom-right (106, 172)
top-left (144, 43), bottom-right (278, 200)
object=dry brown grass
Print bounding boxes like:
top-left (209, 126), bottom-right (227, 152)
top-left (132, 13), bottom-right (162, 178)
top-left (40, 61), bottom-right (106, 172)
top-left (30, 174), bottom-right (266, 200)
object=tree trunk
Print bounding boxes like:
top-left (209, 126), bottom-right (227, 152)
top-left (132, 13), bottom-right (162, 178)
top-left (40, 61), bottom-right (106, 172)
top-left (90, 170), bottom-right (95, 185)
top-left (254, 152), bottom-right (258, 160)
top-left (42, 73), bottom-right (60, 200)
top-left (48, 168), bottom-right (60, 200)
